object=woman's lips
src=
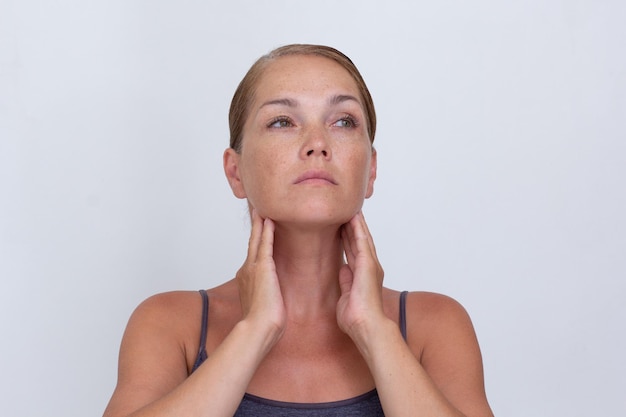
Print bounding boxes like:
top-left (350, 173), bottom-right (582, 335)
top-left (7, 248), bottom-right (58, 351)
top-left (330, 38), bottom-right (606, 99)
top-left (294, 170), bottom-right (337, 185)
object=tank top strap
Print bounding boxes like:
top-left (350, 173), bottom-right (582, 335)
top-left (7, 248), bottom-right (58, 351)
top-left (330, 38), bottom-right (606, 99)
top-left (399, 290), bottom-right (409, 341)
top-left (191, 289), bottom-right (209, 372)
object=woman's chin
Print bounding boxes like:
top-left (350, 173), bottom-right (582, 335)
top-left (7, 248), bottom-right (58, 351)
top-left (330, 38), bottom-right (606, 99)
top-left (268, 210), bottom-right (359, 230)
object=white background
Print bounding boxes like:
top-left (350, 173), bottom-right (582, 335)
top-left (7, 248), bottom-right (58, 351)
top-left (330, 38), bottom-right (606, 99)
top-left (1, 1), bottom-right (625, 416)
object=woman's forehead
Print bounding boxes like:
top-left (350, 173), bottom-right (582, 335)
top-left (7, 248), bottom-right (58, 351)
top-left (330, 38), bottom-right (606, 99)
top-left (253, 55), bottom-right (362, 100)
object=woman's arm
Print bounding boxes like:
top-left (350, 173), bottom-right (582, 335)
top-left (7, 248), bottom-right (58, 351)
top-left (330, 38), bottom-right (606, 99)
top-left (352, 293), bottom-right (493, 417)
top-left (103, 212), bottom-right (285, 417)
top-left (338, 212), bottom-right (494, 417)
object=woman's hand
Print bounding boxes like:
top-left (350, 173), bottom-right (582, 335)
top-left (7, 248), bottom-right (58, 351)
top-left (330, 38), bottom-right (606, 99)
top-left (235, 209), bottom-right (286, 343)
top-left (336, 211), bottom-right (387, 340)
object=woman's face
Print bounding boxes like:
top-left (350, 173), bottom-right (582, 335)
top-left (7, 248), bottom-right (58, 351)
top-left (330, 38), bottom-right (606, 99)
top-left (224, 55), bottom-right (377, 228)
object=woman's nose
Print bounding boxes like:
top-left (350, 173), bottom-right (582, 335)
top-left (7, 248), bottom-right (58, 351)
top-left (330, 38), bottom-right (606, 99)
top-left (306, 148), bottom-right (328, 157)
top-left (300, 126), bottom-right (331, 159)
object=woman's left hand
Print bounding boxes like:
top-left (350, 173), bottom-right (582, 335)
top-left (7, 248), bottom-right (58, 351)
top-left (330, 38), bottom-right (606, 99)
top-left (336, 211), bottom-right (386, 339)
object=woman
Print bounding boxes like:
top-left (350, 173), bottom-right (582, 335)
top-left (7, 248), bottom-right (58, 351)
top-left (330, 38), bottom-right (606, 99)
top-left (103, 44), bottom-right (494, 417)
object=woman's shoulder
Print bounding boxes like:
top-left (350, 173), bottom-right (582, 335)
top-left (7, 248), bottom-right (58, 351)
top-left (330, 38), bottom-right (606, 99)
top-left (383, 288), bottom-right (475, 346)
top-left (133, 280), bottom-right (238, 316)
top-left (383, 287), bottom-right (467, 316)
top-left (404, 291), bottom-right (473, 332)
top-left (124, 291), bottom-right (205, 347)
top-left (132, 290), bottom-right (202, 318)
top-left (405, 291), bottom-right (480, 366)
top-left (407, 291), bottom-right (468, 315)
top-left (383, 288), bottom-right (468, 317)
top-left (123, 284), bottom-right (239, 370)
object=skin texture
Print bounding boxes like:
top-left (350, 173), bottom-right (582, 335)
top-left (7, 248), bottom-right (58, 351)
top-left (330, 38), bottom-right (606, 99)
top-left (224, 55), bottom-right (376, 227)
top-left (103, 54), bottom-right (494, 417)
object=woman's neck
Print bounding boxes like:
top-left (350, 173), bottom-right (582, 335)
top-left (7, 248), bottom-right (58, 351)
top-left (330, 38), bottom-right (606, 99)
top-left (271, 222), bottom-right (345, 321)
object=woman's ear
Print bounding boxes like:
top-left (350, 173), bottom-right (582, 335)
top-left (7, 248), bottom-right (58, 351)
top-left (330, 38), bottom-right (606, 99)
top-left (223, 148), bottom-right (247, 199)
top-left (365, 148), bottom-right (377, 199)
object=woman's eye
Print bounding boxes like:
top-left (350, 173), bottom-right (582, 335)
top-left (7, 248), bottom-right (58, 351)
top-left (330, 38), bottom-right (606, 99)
top-left (333, 116), bottom-right (357, 128)
top-left (268, 117), bottom-right (293, 128)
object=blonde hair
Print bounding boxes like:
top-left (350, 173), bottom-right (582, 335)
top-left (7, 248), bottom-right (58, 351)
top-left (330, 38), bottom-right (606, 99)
top-left (228, 44), bottom-right (377, 153)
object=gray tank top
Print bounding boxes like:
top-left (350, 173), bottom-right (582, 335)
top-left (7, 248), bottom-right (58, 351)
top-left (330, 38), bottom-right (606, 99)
top-left (192, 290), bottom-right (409, 416)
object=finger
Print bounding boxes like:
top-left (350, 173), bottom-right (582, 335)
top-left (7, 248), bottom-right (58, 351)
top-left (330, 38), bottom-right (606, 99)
top-left (246, 208), bottom-right (263, 262)
top-left (349, 212), bottom-right (373, 259)
top-left (341, 225), bottom-right (356, 267)
top-left (356, 212), bottom-right (384, 282)
top-left (343, 220), bottom-right (359, 263)
top-left (257, 217), bottom-right (275, 262)
top-left (357, 211), bottom-right (379, 260)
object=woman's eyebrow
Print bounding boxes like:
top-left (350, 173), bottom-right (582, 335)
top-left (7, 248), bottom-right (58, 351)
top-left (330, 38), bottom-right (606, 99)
top-left (259, 98), bottom-right (298, 109)
top-left (329, 94), bottom-right (361, 106)
top-left (258, 94), bottom-right (361, 110)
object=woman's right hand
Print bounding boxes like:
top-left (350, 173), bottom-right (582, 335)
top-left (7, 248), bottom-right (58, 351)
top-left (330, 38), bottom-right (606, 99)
top-left (103, 210), bottom-right (287, 417)
top-left (235, 209), bottom-right (286, 344)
